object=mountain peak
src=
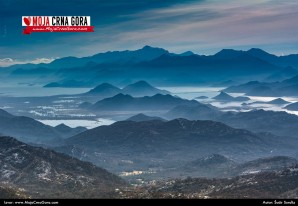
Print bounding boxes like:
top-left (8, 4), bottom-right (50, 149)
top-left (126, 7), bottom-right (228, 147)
top-left (55, 123), bottom-right (71, 130)
top-left (268, 98), bottom-right (290, 105)
top-left (247, 48), bottom-right (272, 56)
top-left (135, 45), bottom-right (170, 58)
top-left (126, 113), bottom-right (165, 122)
top-left (180, 51), bottom-right (195, 56)
top-left (0, 109), bottom-right (14, 118)
top-left (212, 92), bottom-right (250, 102)
top-left (141, 45), bottom-right (166, 51)
top-left (127, 80), bottom-right (152, 88)
top-left (248, 48), bottom-right (267, 53)
top-left (213, 92), bottom-right (233, 100)
top-left (214, 49), bottom-right (244, 59)
top-left (247, 48), bottom-right (277, 61)
top-left (142, 45), bottom-right (154, 50)
top-left (122, 81), bottom-right (170, 96)
top-left (87, 83), bottom-right (121, 94)
top-left (111, 93), bottom-right (134, 99)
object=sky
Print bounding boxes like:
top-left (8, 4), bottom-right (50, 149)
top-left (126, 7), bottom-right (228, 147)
top-left (0, 0), bottom-right (298, 66)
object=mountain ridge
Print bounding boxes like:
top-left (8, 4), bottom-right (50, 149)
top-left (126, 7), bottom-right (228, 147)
top-left (5, 46), bottom-right (298, 87)
top-left (0, 136), bottom-right (127, 198)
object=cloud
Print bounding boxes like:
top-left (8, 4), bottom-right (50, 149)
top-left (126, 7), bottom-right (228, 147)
top-left (0, 58), bottom-right (15, 67)
top-left (74, 0), bottom-right (298, 55)
top-left (0, 57), bottom-right (55, 67)
top-left (31, 58), bottom-right (55, 64)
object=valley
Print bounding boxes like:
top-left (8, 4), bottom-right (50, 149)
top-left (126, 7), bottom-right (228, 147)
top-left (0, 46), bottom-right (298, 199)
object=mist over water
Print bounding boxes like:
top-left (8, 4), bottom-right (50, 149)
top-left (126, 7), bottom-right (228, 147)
top-left (38, 118), bottom-right (115, 129)
top-left (1, 85), bottom-right (298, 128)
top-left (159, 86), bottom-right (224, 100)
top-left (0, 85), bottom-right (90, 97)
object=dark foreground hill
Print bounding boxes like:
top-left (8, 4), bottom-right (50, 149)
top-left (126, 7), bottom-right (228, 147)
top-left (0, 136), bottom-right (127, 198)
top-left (0, 184), bottom-right (28, 199)
top-left (123, 165), bottom-right (298, 199)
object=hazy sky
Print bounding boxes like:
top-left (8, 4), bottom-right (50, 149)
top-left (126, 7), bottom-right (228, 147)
top-left (0, 0), bottom-right (298, 66)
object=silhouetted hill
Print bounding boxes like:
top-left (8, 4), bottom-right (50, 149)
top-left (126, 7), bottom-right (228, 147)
top-left (83, 81), bottom-right (170, 98)
top-left (249, 98), bottom-right (290, 105)
top-left (217, 110), bottom-right (298, 138)
top-left (0, 109), bottom-right (85, 145)
top-left (85, 83), bottom-right (121, 96)
top-left (213, 49), bottom-right (245, 59)
top-left (224, 75), bottom-right (298, 96)
top-left (284, 102), bottom-right (298, 111)
top-left (126, 113), bottom-right (166, 122)
top-left (54, 124), bottom-right (87, 138)
top-left (122, 81), bottom-right (169, 97)
top-left (247, 48), bottom-right (278, 64)
top-left (213, 92), bottom-right (250, 101)
top-left (165, 104), bottom-right (221, 120)
top-left (179, 51), bottom-right (195, 56)
top-left (165, 106), bottom-right (298, 138)
top-left (267, 98), bottom-right (290, 105)
top-left (91, 94), bottom-right (199, 111)
top-left (0, 109), bottom-right (14, 118)
top-left (194, 96), bottom-right (208, 100)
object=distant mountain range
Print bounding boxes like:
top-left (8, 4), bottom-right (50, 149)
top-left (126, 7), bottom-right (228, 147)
top-left (3, 46), bottom-right (298, 87)
top-left (0, 136), bottom-right (126, 198)
top-left (223, 75), bottom-right (298, 96)
top-left (0, 109), bottom-right (86, 145)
